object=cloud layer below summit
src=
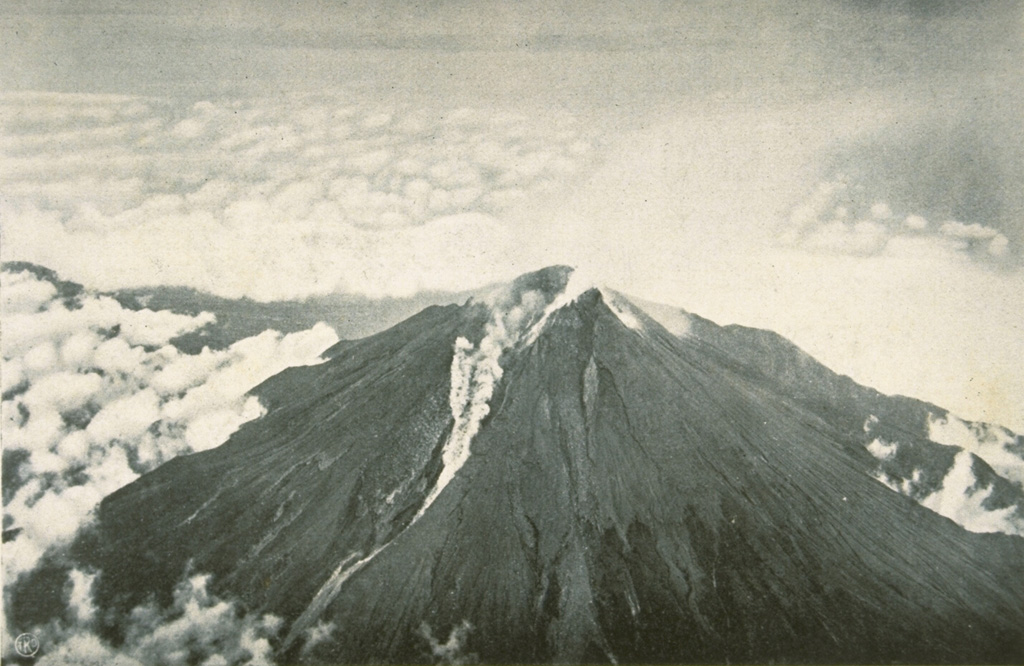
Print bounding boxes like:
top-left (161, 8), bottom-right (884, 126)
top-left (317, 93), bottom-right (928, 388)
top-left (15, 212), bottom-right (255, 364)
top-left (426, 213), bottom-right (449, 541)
top-left (0, 93), bottom-right (592, 299)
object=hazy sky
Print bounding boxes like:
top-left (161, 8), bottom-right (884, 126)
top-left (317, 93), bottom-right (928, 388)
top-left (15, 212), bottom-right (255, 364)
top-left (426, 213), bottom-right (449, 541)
top-left (2, 0), bottom-right (1023, 429)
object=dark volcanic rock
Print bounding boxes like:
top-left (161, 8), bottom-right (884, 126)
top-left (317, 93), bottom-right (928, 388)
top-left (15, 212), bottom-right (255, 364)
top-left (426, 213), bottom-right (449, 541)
top-left (80, 270), bottom-right (1024, 664)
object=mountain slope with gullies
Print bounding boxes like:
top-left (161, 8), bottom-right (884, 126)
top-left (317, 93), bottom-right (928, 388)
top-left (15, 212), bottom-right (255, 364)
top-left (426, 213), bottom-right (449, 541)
top-left (76, 266), bottom-right (1024, 664)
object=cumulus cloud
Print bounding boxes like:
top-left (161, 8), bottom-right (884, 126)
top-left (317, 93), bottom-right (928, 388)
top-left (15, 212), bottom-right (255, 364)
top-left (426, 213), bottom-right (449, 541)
top-left (904, 214), bottom-right (929, 230)
top-left (928, 413), bottom-right (1024, 488)
top-left (870, 456), bottom-right (1024, 536)
top-left (0, 92), bottom-right (593, 300)
top-left (1, 267), bottom-right (338, 655)
top-left (865, 437), bottom-right (898, 461)
top-left (781, 180), bottom-right (1014, 262)
top-left (863, 415), bottom-right (1024, 536)
top-left (919, 451), bottom-right (1024, 536)
top-left (29, 570), bottom-right (282, 666)
top-left (939, 221), bottom-right (1011, 257)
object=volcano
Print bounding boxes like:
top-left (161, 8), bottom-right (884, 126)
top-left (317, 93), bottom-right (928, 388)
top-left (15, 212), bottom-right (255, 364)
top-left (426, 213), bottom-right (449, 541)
top-left (76, 266), bottom-right (1023, 664)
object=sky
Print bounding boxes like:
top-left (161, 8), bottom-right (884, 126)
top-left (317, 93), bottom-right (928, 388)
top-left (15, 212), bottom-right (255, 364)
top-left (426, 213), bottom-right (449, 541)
top-left (2, 0), bottom-right (1023, 434)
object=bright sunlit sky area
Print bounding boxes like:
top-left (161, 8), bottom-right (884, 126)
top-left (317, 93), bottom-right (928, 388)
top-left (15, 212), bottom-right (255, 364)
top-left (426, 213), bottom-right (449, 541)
top-left (2, 0), bottom-right (1023, 430)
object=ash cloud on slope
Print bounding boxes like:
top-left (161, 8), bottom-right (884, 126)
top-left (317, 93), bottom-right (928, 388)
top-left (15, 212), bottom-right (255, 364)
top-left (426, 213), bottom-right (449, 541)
top-left (1, 267), bottom-right (338, 661)
top-left (421, 283), bottom-right (553, 513)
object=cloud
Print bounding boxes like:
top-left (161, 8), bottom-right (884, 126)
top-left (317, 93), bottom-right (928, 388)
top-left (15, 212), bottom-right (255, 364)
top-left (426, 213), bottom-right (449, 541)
top-left (2, 271), bottom-right (59, 313)
top-left (939, 221), bottom-right (1011, 257)
top-left (940, 221), bottom-right (1002, 241)
top-left (870, 202), bottom-right (893, 220)
top-left (866, 437), bottom-right (898, 461)
top-left (928, 413), bottom-right (1024, 488)
top-left (863, 415), bottom-right (1024, 537)
top-left (421, 277), bottom-right (566, 514)
top-left (122, 573), bottom-right (281, 666)
top-left (919, 451), bottom-right (1024, 536)
top-left (0, 92), bottom-right (594, 300)
top-left (27, 570), bottom-right (282, 666)
top-left (32, 634), bottom-right (144, 666)
top-left (905, 214), bottom-right (929, 230)
top-left (517, 104), bottom-right (1024, 435)
top-left (300, 620), bottom-right (336, 658)
top-left (2, 267), bottom-right (338, 644)
top-left (419, 619), bottom-right (477, 665)
top-left (781, 180), bottom-right (1015, 262)
top-left (1, 273), bottom-right (212, 361)
top-left (85, 388), bottom-right (162, 444)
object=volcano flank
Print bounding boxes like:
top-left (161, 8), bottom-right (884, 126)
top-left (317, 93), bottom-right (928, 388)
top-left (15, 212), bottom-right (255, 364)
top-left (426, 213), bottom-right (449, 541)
top-left (73, 266), bottom-right (1023, 664)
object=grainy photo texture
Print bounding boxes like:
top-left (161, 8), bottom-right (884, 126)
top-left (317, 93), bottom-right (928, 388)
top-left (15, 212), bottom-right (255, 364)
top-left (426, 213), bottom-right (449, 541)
top-left (2, 2), bottom-right (1023, 664)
